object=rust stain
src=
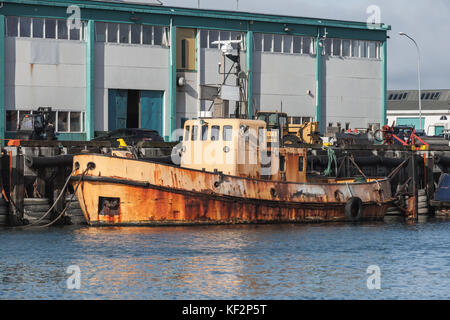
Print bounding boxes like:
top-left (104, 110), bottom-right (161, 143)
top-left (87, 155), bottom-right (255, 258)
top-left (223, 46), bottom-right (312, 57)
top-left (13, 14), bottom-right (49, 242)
top-left (30, 63), bottom-right (34, 75)
top-left (72, 154), bottom-right (394, 226)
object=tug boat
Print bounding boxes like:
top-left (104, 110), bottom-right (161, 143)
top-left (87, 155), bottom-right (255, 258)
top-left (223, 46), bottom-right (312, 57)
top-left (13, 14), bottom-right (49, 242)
top-left (72, 118), bottom-right (394, 226)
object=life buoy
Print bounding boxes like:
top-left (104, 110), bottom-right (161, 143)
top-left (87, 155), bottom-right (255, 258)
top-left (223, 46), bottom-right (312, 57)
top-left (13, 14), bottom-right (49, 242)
top-left (345, 197), bottom-right (363, 222)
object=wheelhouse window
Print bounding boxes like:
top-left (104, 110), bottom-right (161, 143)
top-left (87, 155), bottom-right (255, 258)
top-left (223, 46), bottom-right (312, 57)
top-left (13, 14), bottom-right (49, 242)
top-left (184, 126), bottom-right (190, 141)
top-left (223, 126), bottom-right (233, 141)
top-left (298, 156), bottom-right (304, 172)
top-left (280, 156), bottom-right (286, 172)
top-left (211, 126), bottom-right (220, 141)
top-left (201, 125), bottom-right (209, 141)
top-left (191, 125), bottom-right (198, 141)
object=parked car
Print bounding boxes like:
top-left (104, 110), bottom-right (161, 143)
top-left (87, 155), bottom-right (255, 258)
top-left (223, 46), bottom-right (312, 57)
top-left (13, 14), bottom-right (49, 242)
top-left (92, 128), bottom-right (164, 145)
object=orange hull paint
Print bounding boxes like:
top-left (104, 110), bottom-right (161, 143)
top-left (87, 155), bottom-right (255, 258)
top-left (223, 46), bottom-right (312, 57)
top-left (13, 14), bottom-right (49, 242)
top-left (72, 154), bottom-right (393, 226)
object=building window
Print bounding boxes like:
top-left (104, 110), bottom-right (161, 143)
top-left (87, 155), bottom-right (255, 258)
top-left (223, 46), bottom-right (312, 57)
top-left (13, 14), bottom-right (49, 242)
top-left (130, 24), bottom-right (141, 44)
top-left (288, 116), bottom-right (313, 124)
top-left (5, 16), bottom-right (85, 41)
top-left (107, 23), bottom-right (118, 43)
top-left (20, 17), bottom-right (31, 37)
top-left (119, 24), bottom-right (129, 44)
top-left (351, 40), bottom-right (359, 57)
top-left (368, 41), bottom-right (379, 59)
top-left (57, 112), bottom-right (69, 132)
top-left (58, 20), bottom-right (68, 40)
top-left (263, 34), bottom-right (272, 52)
top-left (95, 22), bottom-right (168, 46)
top-left (33, 18), bottom-right (44, 38)
top-left (332, 39), bottom-right (341, 56)
top-left (142, 25), bottom-right (153, 45)
top-left (209, 30), bottom-right (219, 48)
top-left (323, 39), bottom-right (381, 59)
top-left (6, 16), bottom-right (18, 37)
top-left (273, 34), bottom-right (282, 53)
top-left (45, 19), bottom-right (56, 39)
top-left (360, 41), bottom-right (368, 58)
top-left (254, 33), bottom-right (314, 55)
top-left (154, 26), bottom-right (163, 45)
top-left (303, 37), bottom-right (312, 54)
top-left (324, 38), bottom-right (332, 55)
top-left (70, 112), bottom-right (82, 132)
top-left (283, 35), bottom-right (293, 54)
top-left (342, 40), bottom-right (351, 57)
top-left (95, 22), bottom-right (106, 42)
top-left (293, 36), bottom-right (302, 54)
top-left (6, 110), bottom-right (85, 133)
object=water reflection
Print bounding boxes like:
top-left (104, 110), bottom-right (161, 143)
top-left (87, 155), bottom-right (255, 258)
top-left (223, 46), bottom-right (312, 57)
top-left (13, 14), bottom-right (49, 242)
top-left (1, 219), bottom-right (450, 299)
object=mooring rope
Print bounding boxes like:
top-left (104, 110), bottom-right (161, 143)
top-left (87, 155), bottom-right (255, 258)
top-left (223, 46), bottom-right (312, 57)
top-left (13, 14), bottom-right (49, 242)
top-left (33, 167), bottom-right (89, 229)
top-left (8, 166), bottom-right (89, 229)
top-left (322, 146), bottom-right (338, 177)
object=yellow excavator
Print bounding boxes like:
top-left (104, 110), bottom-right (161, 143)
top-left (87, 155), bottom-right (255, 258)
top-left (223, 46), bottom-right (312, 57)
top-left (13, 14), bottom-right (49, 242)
top-left (255, 111), bottom-right (322, 145)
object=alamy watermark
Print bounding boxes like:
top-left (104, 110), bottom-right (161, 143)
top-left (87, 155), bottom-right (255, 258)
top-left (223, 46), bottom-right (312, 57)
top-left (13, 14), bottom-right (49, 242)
top-left (67, 5), bottom-right (81, 30)
top-left (66, 265), bottom-right (81, 290)
top-left (366, 265), bottom-right (381, 290)
top-left (366, 5), bottom-right (381, 29)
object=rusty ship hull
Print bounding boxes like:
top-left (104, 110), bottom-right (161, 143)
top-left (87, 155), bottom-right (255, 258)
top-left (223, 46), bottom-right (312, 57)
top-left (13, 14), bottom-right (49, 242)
top-left (72, 154), bottom-right (393, 226)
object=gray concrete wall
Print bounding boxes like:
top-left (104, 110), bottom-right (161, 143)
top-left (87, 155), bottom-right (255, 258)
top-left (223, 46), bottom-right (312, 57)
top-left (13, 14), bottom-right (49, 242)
top-left (94, 43), bottom-right (169, 133)
top-left (253, 52), bottom-right (317, 118)
top-left (323, 56), bottom-right (382, 129)
top-left (5, 37), bottom-right (86, 110)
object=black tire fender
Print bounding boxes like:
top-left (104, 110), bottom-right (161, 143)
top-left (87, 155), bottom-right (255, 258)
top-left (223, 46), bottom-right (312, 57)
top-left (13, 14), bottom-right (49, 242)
top-left (345, 197), bottom-right (363, 222)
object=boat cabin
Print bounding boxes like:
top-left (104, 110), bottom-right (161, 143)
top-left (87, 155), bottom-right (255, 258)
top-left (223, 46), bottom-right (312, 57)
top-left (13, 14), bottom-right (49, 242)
top-left (181, 118), bottom-right (307, 183)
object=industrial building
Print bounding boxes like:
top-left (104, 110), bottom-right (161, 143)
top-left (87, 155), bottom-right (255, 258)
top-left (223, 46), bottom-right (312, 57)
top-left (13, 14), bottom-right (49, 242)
top-left (0, 0), bottom-right (390, 141)
top-left (387, 89), bottom-right (450, 136)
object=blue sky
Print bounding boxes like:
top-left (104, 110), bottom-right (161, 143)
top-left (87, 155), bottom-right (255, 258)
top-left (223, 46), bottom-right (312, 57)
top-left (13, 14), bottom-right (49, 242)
top-left (154, 0), bottom-right (450, 90)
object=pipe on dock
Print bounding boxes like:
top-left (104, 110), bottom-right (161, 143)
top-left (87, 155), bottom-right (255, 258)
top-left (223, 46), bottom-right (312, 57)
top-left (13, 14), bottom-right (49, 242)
top-left (25, 155), bottom-right (74, 169)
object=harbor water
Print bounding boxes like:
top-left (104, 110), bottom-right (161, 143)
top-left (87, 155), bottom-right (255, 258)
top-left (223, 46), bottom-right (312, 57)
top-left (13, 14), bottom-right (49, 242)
top-left (1, 218), bottom-right (450, 300)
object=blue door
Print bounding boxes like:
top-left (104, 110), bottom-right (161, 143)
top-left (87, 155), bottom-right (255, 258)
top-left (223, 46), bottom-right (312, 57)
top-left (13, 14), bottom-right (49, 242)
top-left (436, 126), bottom-right (445, 136)
top-left (140, 90), bottom-right (164, 135)
top-left (108, 89), bottom-right (128, 131)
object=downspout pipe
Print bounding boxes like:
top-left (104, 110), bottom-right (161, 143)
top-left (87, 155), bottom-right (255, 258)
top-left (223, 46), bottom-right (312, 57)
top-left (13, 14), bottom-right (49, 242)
top-left (315, 28), bottom-right (323, 134)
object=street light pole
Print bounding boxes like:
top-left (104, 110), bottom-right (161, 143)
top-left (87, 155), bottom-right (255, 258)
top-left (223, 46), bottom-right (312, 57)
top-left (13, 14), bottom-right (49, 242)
top-left (399, 32), bottom-right (423, 130)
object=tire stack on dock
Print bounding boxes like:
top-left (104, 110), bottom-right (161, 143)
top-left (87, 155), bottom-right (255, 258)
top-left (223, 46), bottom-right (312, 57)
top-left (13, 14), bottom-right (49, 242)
top-left (65, 195), bottom-right (87, 225)
top-left (417, 190), bottom-right (429, 216)
top-left (23, 198), bottom-right (52, 226)
top-left (404, 190), bottom-right (429, 216)
top-left (386, 205), bottom-right (403, 217)
top-left (0, 197), bottom-right (8, 226)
